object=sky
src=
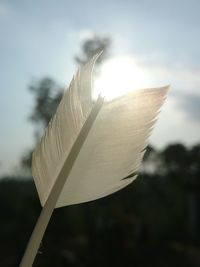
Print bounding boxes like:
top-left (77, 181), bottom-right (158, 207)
top-left (0, 0), bottom-right (200, 176)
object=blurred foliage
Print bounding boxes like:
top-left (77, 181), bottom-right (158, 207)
top-left (29, 78), bottom-right (64, 131)
top-left (1, 144), bottom-right (200, 266)
top-left (74, 34), bottom-right (111, 67)
top-left (21, 78), bottom-right (64, 170)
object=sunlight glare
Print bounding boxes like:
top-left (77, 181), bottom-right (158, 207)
top-left (94, 57), bottom-right (152, 100)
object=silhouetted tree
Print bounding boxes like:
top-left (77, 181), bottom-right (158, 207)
top-left (74, 34), bottom-right (111, 67)
top-left (21, 78), bottom-right (63, 170)
top-left (29, 78), bottom-right (63, 132)
top-left (160, 143), bottom-right (189, 174)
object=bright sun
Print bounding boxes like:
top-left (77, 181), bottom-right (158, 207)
top-left (94, 56), bottom-right (152, 100)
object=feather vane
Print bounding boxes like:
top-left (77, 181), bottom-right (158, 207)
top-left (32, 54), bottom-right (169, 208)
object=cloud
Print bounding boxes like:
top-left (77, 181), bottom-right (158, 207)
top-left (174, 92), bottom-right (200, 122)
top-left (128, 55), bottom-right (200, 124)
top-left (0, 2), bottom-right (12, 17)
top-left (78, 29), bottom-right (96, 41)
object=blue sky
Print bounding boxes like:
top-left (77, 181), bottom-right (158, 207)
top-left (0, 0), bottom-right (200, 176)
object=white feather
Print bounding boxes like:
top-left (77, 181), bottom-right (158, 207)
top-left (32, 53), bottom-right (169, 208)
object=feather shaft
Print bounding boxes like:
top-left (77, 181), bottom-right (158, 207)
top-left (19, 96), bottom-right (104, 267)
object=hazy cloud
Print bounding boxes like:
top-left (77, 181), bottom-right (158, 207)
top-left (0, 2), bottom-right (12, 17)
top-left (175, 92), bottom-right (200, 122)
